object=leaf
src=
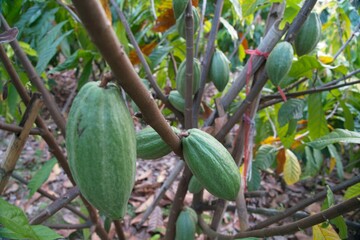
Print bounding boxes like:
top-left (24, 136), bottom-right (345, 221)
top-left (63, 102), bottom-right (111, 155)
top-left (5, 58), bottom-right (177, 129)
top-left (278, 120), bottom-right (297, 149)
top-left (35, 20), bottom-right (73, 74)
top-left (78, 58), bottom-right (94, 90)
top-left (149, 45), bottom-right (173, 70)
top-left (308, 93), bottom-right (329, 140)
top-left (229, 0), bottom-right (242, 19)
top-left (276, 148), bottom-right (286, 174)
top-left (277, 99), bottom-right (304, 127)
top-left (330, 216), bottom-right (348, 239)
top-left (322, 186), bottom-right (335, 210)
top-left (327, 144), bottom-right (344, 179)
top-left (28, 158), bottom-right (57, 198)
top-left (312, 223), bottom-right (341, 240)
top-left (49, 50), bottom-right (93, 73)
top-left (304, 146), bottom-right (323, 176)
top-left (220, 17), bottom-right (238, 41)
top-left (344, 183), bottom-right (360, 200)
top-left (19, 41), bottom-right (38, 57)
top-left (0, 199), bottom-right (40, 240)
top-left (254, 145), bottom-right (277, 170)
top-left (339, 100), bottom-right (354, 131)
top-left (283, 149), bottom-right (301, 185)
top-left (307, 129), bottom-right (360, 150)
top-left (241, 0), bottom-right (265, 17)
top-left (247, 163), bottom-right (261, 192)
top-left (129, 42), bottom-right (158, 65)
top-left (30, 225), bottom-right (62, 240)
top-left (288, 55), bottom-right (322, 79)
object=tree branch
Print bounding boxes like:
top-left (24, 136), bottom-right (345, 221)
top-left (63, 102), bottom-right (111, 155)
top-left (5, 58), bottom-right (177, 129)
top-left (0, 121), bottom-right (44, 136)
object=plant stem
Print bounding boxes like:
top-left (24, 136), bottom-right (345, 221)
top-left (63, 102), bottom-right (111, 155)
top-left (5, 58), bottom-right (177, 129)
top-left (0, 122), bottom-right (44, 135)
top-left (113, 220), bottom-right (126, 240)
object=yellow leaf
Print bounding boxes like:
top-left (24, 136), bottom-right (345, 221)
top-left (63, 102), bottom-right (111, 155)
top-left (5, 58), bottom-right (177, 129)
top-left (329, 157), bottom-right (336, 173)
top-left (261, 136), bottom-right (280, 145)
top-left (318, 55), bottom-right (333, 64)
top-left (313, 223), bottom-right (341, 240)
top-left (283, 149), bottom-right (301, 185)
top-left (99, 0), bottom-right (112, 24)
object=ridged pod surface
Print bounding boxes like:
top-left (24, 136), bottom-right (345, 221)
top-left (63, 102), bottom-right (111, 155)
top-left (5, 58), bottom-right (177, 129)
top-left (168, 90), bottom-right (185, 113)
top-left (176, 6), bottom-right (200, 39)
top-left (294, 12), bottom-right (322, 56)
top-left (182, 129), bottom-right (241, 200)
top-left (209, 49), bottom-right (230, 92)
top-left (265, 41), bottom-right (294, 86)
top-left (176, 58), bottom-right (201, 98)
top-left (175, 207), bottom-right (197, 240)
top-left (136, 126), bottom-right (180, 159)
top-left (66, 81), bottom-right (136, 219)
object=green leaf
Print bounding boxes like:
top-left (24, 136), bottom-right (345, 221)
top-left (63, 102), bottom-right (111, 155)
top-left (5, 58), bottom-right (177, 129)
top-left (327, 144), bottom-right (344, 179)
top-left (35, 21), bottom-right (73, 74)
top-left (241, 0), bottom-right (265, 17)
top-left (288, 55), bottom-right (322, 79)
top-left (0, 199), bottom-right (40, 240)
top-left (28, 158), bottom-right (57, 198)
top-left (19, 41), bottom-right (38, 57)
top-left (78, 58), bottom-right (94, 90)
top-left (308, 93), bottom-right (329, 140)
top-left (149, 45), bottom-right (172, 70)
top-left (304, 146), bottom-right (323, 176)
top-left (220, 17), bottom-right (238, 41)
top-left (229, 0), bottom-right (242, 19)
top-left (344, 183), bottom-right (360, 200)
top-left (339, 100), bottom-right (354, 131)
top-left (330, 216), bottom-right (348, 239)
top-left (322, 186), bottom-right (335, 210)
top-left (247, 163), bottom-right (261, 192)
top-left (278, 99), bottom-right (304, 127)
top-left (278, 121), bottom-right (296, 149)
top-left (31, 225), bottom-right (62, 240)
top-left (254, 145), bottom-right (277, 170)
top-left (307, 129), bottom-right (360, 150)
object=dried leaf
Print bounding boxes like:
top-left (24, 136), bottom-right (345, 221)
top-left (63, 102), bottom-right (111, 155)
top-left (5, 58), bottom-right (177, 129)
top-left (276, 148), bottom-right (286, 174)
top-left (147, 206), bottom-right (163, 233)
top-left (136, 195), bottom-right (154, 213)
top-left (129, 42), bottom-right (157, 65)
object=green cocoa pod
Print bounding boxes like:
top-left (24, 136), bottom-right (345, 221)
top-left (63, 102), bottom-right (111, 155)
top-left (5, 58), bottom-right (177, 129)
top-left (66, 81), bottom-right (136, 220)
top-left (209, 49), bottom-right (230, 92)
top-left (188, 176), bottom-right (203, 194)
top-left (176, 58), bottom-right (201, 98)
top-left (175, 207), bottom-right (197, 240)
top-left (172, 0), bottom-right (188, 19)
top-left (182, 129), bottom-right (241, 201)
top-left (136, 126), bottom-right (180, 159)
top-left (265, 41), bottom-right (294, 87)
top-left (294, 12), bottom-right (321, 56)
top-left (176, 6), bottom-right (200, 39)
top-left (168, 90), bottom-right (185, 113)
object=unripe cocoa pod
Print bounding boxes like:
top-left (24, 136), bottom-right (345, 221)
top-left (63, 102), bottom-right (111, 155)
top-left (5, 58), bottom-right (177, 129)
top-left (176, 58), bottom-right (201, 98)
top-left (294, 12), bottom-right (321, 56)
top-left (209, 49), bottom-right (230, 92)
top-left (176, 6), bottom-right (200, 39)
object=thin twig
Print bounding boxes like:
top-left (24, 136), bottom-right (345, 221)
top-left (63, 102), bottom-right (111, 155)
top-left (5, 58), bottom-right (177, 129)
top-left (333, 22), bottom-right (360, 61)
top-left (195, 0), bottom-right (207, 57)
top-left (193, 0), bottom-right (224, 126)
top-left (44, 222), bottom-right (92, 230)
top-left (0, 121), bottom-right (44, 135)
